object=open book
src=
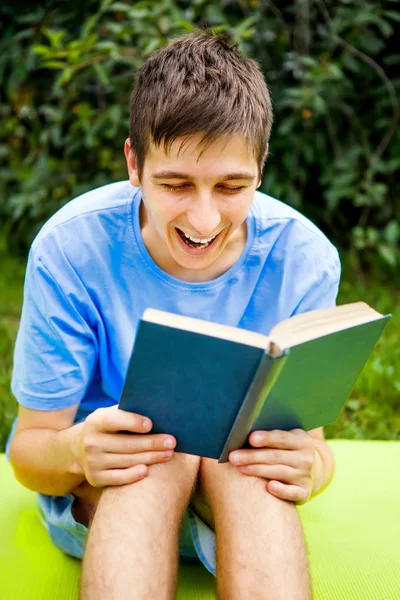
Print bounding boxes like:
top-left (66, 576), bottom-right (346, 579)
top-left (118, 302), bottom-right (390, 461)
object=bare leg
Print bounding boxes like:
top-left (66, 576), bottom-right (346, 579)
top-left (199, 457), bottom-right (313, 600)
top-left (80, 454), bottom-right (200, 600)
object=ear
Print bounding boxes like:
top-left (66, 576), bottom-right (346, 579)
top-left (124, 138), bottom-right (141, 187)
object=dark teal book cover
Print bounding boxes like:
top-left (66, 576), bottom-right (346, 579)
top-left (119, 314), bottom-right (390, 460)
top-left (119, 321), bottom-right (268, 459)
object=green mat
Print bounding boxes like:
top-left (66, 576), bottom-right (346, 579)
top-left (1, 440), bottom-right (400, 599)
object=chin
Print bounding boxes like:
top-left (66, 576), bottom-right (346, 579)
top-left (172, 251), bottom-right (221, 271)
top-left (168, 243), bottom-right (224, 272)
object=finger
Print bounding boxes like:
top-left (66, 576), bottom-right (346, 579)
top-left (266, 480), bottom-right (311, 505)
top-left (93, 464), bottom-right (148, 487)
top-left (229, 448), bottom-right (297, 468)
top-left (248, 429), bottom-right (309, 450)
top-left (101, 450), bottom-right (174, 469)
top-left (99, 432), bottom-right (176, 454)
top-left (90, 405), bottom-right (153, 434)
top-left (237, 464), bottom-right (296, 483)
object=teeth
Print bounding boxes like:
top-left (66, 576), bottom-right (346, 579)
top-left (184, 233), bottom-right (216, 243)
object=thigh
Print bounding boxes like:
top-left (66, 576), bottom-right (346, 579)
top-left (72, 452), bottom-right (202, 528)
top-left (190, 458), bottom-right (251, 529)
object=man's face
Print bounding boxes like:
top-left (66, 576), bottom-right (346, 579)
top-left (125, 134), bottom-right (261, 277)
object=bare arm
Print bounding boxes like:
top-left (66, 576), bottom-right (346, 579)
top-left (9, 405), bottom-right (86, 496)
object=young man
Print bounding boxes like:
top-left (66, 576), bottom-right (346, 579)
top-left (7, 31), bottom-right (339, 599)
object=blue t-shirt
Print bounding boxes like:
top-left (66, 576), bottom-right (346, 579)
top-left (8, 180), bottom-right (340, 437)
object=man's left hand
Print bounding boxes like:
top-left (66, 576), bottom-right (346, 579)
top-left (228, 428), bottom-right (320, 505)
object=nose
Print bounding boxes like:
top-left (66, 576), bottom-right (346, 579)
top-left (186, 193), bottom-right (221, 237)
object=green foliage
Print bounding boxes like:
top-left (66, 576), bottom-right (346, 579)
top-left (324, 260), bottom-right (400, 440)
top-left (0, 0), bottom-right (399, 268)
top-left (0, 240), bottom-right (24, 452)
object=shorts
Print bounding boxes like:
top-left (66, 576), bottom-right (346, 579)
top-left (37, 492), bottom-right (217, 576)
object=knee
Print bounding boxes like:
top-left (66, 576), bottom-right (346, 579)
top-left (199, 457), bottom-right (282, 505)
top-left (102, 452), bottom-right (201, 504)
top-left (73, 453), bottom-right (201, 527)
top-left (153, 452), bottom-right (201, 489)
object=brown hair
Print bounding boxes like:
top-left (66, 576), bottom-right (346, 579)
top-left (129, 29), bottom-right (273, 179)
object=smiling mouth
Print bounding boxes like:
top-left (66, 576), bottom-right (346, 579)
top-left (176, 228), bottom-right (220, 249)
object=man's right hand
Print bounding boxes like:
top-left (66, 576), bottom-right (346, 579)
top-left (76, 405), bottom-right (176, 487)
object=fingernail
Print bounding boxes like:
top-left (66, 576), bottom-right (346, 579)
top-left (164, 450), bottom-right (173, 458)
top-left (137, 465), bottom-right (147, 477)
top-left (230, 452), bottom-right (241, 464)
top-left (252, 433), bottom-right (263, 445)
top-left (143, 419), bottom-right (152, 431)
top-left (164, 437), bottom-right (175, 449)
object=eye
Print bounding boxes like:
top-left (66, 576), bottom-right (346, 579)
top-left (160, 183), bottom-right (189, 192)
top-left (218, 186), bottom-right (246, 193)
top-left (160, 183), bottom-right (247, 193)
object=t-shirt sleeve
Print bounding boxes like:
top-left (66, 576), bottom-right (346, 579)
top-left (11, 249), bottom-right (98, 410)
top-left (291, 245), bottom-right (341, 316)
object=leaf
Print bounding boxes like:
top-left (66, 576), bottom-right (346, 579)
top-left (100, 0), bottom-right (115, 11)
top-left (342, 53), bottom-right (360, 73)
top-left (42, 60), bottom-right (66, 69)
top-left (94, 62), bottom-right (109, 86)
top-left (346, 400), bottom-right (360, 411)
top-left (81, 14), bottom-right (101, 39)
top-left (353, 11), bottom-right (386, 27)
top-left (54, 67), bottom-right (73, 88)
top-left (143, 38), bottom-right (161, 56)
top-left (378, 244), bottom-right (398, 267)
top-left (333, 172), bottom-right (357, 187)
top-left (366, 227), bottom-right (379, 245)
top-left (33, 44), bottom-right (51, 57)
top-left (328, 63), bottom-right (344, 80)
top-left (313, 94), bottom-right (326, 114)
top-left (376, 19), bottom-right (393, 38)
top-left (108, 104), bottom-right (122, 123)
top-left (384, 221), bottom-right (400, 245)
top-left (233, 16), bottom-right (257, 38)
top-left (383, 10), bottom-right (400, 23)
top-left (176, 19), bottom-right (196, 32)
top-left (353, 193), bottom-right (370, 207)
top-left (326, 187), bottom-right (354, 211)
top-left (358, 35), bottom-right (385, 54)
top-left (127, 8), bottom-right (151, 19)
top-left (96, 41), bottom-right (119, 53)
top-left (277, 114), bottom-right (298, 136)
top-left (300, 56), bottom-right (318, 69)
top-left (109, 2), bottom-right (131, 11)
top-left (42, 28), bottom-right (66, 51)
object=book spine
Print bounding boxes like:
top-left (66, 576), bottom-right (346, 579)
top-left (218, 350), bottom-right (290, 463)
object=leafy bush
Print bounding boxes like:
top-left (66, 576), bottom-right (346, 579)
top-left (0, 0), bottom-right (399, 269)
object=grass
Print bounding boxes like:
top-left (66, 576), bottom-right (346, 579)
top-left (0, 244), bottom-right (399, 452)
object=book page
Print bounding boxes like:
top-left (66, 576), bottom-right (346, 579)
top-left (270, 302), bottom-right (384, 350)
top-left (143, 308), bottom-right (270, 349)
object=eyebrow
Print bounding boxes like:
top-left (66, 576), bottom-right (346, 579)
top-left (152, 170), bottom-right (256, 182)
